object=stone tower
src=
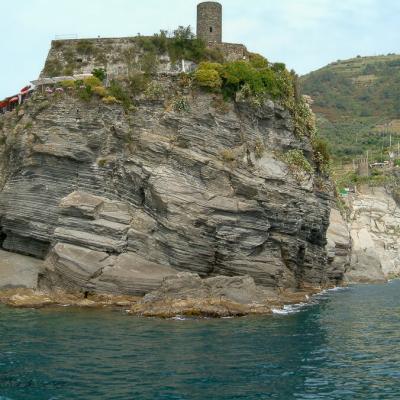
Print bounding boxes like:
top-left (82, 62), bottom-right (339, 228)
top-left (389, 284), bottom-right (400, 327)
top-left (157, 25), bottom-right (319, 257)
top-left (197, 2), bottom-right (222, 44)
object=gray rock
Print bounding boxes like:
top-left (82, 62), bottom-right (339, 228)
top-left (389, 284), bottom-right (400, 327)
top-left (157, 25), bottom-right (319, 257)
top-left (40, 242), bottom-right (178, 295)
top-left (53, 227), bottom-right (127, 253)
top-left (59, 191), bottom-right (105, 220)
top-left (326, 208), bottom-right (351, 284)
top-left (40, 242), bottom-right (111, 292)
top-left (142, 272), bottom-right (275, 305)
top-left (0, 250), bottom-right (44, 289)
top-left (91, 252), bottom-right (178, 296)
top-left (1, 87), bottom-right (332, 294)
top-left (343, 188), bottom-right (400, 283)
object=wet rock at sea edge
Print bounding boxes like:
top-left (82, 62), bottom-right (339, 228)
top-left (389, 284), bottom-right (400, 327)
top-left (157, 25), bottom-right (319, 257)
top-left (0, 287), bottom-right (141, 309)
top-left (130, 272), bottom-right (278, 318)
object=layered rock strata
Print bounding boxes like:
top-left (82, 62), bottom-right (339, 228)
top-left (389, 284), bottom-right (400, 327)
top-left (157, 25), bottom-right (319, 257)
top-left (0, 83), bottom-right (332, 297)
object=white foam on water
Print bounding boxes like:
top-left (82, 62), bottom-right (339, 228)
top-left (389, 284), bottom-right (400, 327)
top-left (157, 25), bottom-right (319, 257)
top-left (313, 286), bottom-right (348, 299)
top-left (272, 286), bottom-right (350, 315)
top-left (272, 303), bottom-right (308, 315)
top-left (171, 316), bottom-right (187, 321)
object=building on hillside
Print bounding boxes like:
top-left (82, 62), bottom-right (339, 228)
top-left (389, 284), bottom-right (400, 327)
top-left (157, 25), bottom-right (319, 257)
top-left (197, 1), bottom-right (248, 61)
top-left (39, 2), bottom-right (248, 80)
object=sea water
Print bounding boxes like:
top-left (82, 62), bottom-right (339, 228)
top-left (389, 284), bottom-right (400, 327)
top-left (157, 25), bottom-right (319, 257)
top-left (1, 280), bottom-right (400, 399)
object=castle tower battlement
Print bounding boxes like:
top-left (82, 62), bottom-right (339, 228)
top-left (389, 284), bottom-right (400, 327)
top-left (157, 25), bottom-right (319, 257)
top-left (197, 2), bottom-right (222, 44)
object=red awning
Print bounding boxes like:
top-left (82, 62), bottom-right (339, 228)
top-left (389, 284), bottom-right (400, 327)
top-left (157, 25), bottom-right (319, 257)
top-left (20, 85), bottom-right (31, 92)
top-left (0, 101), bottom-right (8, 108)
top-left (9, 96), bottom-right (19, 103)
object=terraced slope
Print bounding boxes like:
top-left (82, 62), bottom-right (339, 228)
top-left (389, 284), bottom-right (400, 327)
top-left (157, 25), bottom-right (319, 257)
top-left (301, 54), bottom-right (400, 161)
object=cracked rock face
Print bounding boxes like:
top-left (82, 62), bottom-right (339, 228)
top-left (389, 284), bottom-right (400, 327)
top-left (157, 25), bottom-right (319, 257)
top-left (0, 85), bottom-right (332, 295)
top-left (326, 208), bottom-right (351, 284)
top-left (345, 187), bottom-right (400, 283)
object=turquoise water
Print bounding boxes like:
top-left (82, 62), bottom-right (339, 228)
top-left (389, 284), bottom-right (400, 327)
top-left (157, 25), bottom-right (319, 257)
top-left (1, 281), bottom-right (400, 400)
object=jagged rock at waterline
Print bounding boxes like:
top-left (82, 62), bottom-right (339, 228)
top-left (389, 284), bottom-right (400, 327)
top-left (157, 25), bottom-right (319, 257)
top-left (131, 272), bottom-right (276, 317)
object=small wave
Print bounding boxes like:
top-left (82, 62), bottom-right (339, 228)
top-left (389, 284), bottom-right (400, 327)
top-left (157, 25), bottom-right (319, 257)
top-left (327, 286), bottom-right (348, 292)
top-left (272, 303), bottom-right (308, 315)
top-left (171, 316), bottom-right (187, 321)
top-left (313, 286), bottom-right (348, 298)
top-left (273, 286), bottom-right (349, 315)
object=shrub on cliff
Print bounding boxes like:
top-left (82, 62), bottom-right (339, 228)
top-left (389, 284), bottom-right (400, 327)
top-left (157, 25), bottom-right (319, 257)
top-left (220, 148), bottom-right (236, 164)
top-left (144, 81), bottom-right (165, 99)
top-left (221, 61), bottom-right (262, 97)
top-left (83, 76), bottom-right (103, 88)
top-left (108, 80), bottom-right (131, 109)
top-left (92, 86), bottom-right (107, 97)
top-left (140, 52), bottom-right (159, 75)
top-left (168, 26), bottom-right (207, 63)
top-left (194, 65), bottom-right (222, 90)
top-left (272, 62), bottom-right (287, 73)
top-left (102, 96), bottom-right (119, 104)
top-left (287, 96), bottom-right (317, 138)
top-left (128, 73), bottom-right (149, 95)
top-left (138, 26), bottom-right (222, 64)
top-left (59, 80), bottom-right (75, 89)
top-left (249, 53), bottom-right (269, 69)
top-left (312, 137), bottom-right (331, 174)
top-left (77, 84), bottom-right (93, 102)
top-left (194, 59), bottom-right (294, 102)
top-left (92, 68), bottom-right (106, 82)
top-left (172, 96), bottom-right (190, 112)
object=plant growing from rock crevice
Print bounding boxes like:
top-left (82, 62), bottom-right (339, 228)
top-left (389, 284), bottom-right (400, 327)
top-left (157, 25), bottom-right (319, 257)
top-left (254, 137), bottom-right (265, 159)
top-left (220, 148), bottom-right (236, 164)
top-left (281, 149), bottom-right (314, 180)
top-left (144, 81), bottom-right (165, 100)
top-left (172, 96), bottom-right (190, 112)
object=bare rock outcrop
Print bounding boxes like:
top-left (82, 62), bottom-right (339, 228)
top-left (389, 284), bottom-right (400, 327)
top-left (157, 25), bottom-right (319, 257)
top-left (131, 272), bottom-right (276, 317)
top-left (0, 81), bottom-right (333, 296)
top-left (0, 250), bottom-right (44, 289)
top-left (345, 187), bottom-right (400, 283)
top-left (326, 208), bottom-right (351, 284)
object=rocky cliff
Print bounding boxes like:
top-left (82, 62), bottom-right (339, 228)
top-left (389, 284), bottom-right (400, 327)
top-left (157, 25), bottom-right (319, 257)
top-left (0, 71), bottom-right (334, 298)
top-left (346, 187), bottom-right (400, 282)
top-left (326, 186), bottom-right (400, 284)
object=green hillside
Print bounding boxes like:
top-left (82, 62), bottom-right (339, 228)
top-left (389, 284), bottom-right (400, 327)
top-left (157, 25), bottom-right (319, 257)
top-left (300, 54), bottom-right (400, 162)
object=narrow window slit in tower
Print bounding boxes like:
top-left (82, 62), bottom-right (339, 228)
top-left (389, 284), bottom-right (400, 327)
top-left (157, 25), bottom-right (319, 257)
top-left (210, 27), bottom-right (213, 33)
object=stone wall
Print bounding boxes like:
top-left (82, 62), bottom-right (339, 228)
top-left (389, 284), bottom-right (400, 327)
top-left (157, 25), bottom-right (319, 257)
top-left (40, 34), bottom-right (249, 82)
top-left (209, 42), bottom-right (249, 62)
top-left (40, 37), bottom-right (188, 80)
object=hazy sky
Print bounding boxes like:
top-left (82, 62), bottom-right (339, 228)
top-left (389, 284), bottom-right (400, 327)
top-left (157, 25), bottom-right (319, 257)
top-left (1, 0), bottom-right (399, 99)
